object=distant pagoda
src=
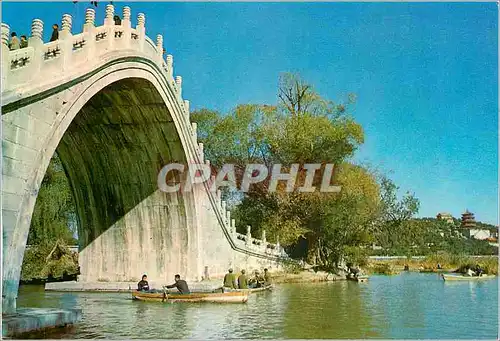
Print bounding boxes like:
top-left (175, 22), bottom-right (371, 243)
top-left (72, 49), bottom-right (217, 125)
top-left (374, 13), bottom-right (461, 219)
top-left (461, 210), bottom-right (476, 229)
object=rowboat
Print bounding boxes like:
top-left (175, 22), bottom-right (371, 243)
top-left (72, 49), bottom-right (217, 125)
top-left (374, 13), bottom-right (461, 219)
top-left (442, 273), bottom-right (496, 282)
top-left (223, 284), bottom-right (273, 293)
top-left (346, 274), bottom-right (369, 283)
top-left (132, 290), bottom-right (248, 303)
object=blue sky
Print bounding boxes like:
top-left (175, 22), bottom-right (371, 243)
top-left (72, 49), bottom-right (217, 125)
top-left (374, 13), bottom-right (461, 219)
top-left (2, 2), bottom-right (498, 225)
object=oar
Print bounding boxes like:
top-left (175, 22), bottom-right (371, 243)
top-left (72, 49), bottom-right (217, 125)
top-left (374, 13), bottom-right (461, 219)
top-left (161, 286), bottom-right (169, 302)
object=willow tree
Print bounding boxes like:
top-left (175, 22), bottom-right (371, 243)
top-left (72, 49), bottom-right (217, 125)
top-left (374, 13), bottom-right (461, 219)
top-left (28, 153), bottom-right (76, 245)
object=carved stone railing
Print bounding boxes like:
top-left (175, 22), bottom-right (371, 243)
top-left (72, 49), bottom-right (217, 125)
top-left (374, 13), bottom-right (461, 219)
top-left (1, 5), bottom-right (290, 262)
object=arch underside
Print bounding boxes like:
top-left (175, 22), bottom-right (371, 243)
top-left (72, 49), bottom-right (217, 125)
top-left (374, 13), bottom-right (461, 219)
top-left (56, 78), bottom-right (194, 282)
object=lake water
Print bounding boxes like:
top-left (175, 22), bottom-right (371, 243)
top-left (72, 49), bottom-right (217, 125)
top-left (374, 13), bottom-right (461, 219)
top-left (16, 272), bottom-right (499, 339)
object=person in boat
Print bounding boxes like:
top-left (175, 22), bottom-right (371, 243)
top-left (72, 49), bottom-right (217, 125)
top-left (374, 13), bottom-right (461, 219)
top-left (238, 269), bottom-right (248, 289)
top-left (249, 270), bottom-right (265, 288)
top-left (475, 264), bottom-right (484, 277)
top-left (137, 274), bottom-right (150, 291)
top-left (165, 274), bottom-right (190, 294)
top-left (263, 268), bottom-right (271, 285)
top-left (348, 265), bottom-right (360, 278)
top-left (223, 268), bottom-right (237, 289)
top-left (346, 262), bottom-right (357, 278)
top-left (465, 267), bottom-right (475, 277)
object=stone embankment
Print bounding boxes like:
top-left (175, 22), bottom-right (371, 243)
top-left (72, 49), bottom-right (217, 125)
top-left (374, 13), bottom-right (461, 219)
top-left (2, 308), bottom-right (81, 338)
top-left (45, 271), bottom-right (345, 292)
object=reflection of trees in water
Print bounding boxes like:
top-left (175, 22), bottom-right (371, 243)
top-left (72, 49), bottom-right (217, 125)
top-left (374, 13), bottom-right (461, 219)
top-left (282, 281), bottom-right (382, 338)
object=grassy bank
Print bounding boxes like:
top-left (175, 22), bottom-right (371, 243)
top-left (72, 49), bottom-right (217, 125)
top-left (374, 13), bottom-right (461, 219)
top-left (271, 271), bottom-right (344, 283)
top-left (366, 253), bottom-right (498, 275)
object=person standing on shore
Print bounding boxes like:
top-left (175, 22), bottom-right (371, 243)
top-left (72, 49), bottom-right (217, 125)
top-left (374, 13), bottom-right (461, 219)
top-left (264, 268), bottom-right (272, 285)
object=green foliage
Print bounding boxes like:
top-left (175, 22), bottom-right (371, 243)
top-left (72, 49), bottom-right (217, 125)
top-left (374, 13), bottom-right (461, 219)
top-left (373, 177), bottom-right (420, 256)
top-left (193, 73), bottom-right (382, 269)
top-left (368, 262), bottom-right (398, 275)
top-left (194, 72), bottom-right (493, 270)
top-left (22, 154), bottom-right (77, 281)
top-left (281, 259), bottom-right (303, 274)
top-left (28, 153), bottom-right (77, 246)
top-left (21, 240), bottom-right (79, 281)
top-left (343, 246), bottom-right (369, 267)
top-left (423, 252), bottom-right (498, 275)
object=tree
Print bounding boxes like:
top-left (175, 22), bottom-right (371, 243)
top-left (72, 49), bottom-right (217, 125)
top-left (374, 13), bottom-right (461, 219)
top-left (193, 73), bottom-right (382, 268)
top-left (22, 154), bottom-right (78, 281)
top-left (373, 177), bottom-right (420, 256)
top-left (28, 153), bottom-right (76, 246)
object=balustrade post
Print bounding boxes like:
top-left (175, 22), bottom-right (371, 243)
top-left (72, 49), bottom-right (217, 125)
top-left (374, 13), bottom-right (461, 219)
top-left (246, 226), bottom-right (252, 246)
top-left (136, 13), bottom-right (145, 51)
top-left (166, 54), bottom-right (173, 78)
top-left (122, 6), bottom-right (132, 49)
top-left (1, 23), bottom-right (10, 91)
top-left (209, 174), bottom-right (216, 192)
top-left (226, 211), bottom-right (231, 229)
top-left (122, 6), bottom-right (132, 29)
top-left (27, 19), bottom-right (44, 84)
top-left (198, 143), bottom-right (204, 163)
top-left (175, 75), bottom-right (182, 99)
top-left (184, 100), bottom-right (190, 120)
top-left (156, 34), bottom-right (163, 56)
top-left (191, 122), bottom-right (197, 146)
top-left (104, 4), bottom-right (114, 26)
top-left (104, 5), bottom-right (115, 50)
top-left (216, 190), bottom-right (222, 206)
top-left (231, 219), bottom-right (236, 236)
top-left (60, 14), bottom-right (73, 71)
top-left (156, 34), bottom-right (164, 68)
top-left (83, 8), bottom-right (96, 60)
top-left (221, 200), bottom-right (226, 216)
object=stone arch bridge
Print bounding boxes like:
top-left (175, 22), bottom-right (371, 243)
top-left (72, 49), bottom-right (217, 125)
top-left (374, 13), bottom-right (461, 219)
top-left (1, 5), bottom-right (288, 313)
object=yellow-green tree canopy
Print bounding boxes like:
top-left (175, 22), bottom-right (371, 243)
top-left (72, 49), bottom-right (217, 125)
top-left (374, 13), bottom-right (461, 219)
top-left (192, 73), bottom-right (418, 267)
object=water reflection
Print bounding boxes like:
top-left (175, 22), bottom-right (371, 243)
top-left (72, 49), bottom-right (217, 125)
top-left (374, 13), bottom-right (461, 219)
top-left (15, 274), bottom-right (498, 339)
top-left (283, 281), bottom-right (383, 338)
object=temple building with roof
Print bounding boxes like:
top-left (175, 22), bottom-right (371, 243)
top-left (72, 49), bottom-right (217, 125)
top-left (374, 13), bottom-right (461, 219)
top-left (460, 210), bottom-right (490, 240)
top-left (436, 212), bottom-right (454, 224)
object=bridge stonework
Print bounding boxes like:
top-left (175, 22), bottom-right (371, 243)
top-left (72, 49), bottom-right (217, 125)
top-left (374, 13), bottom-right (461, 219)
top-left (1, 7), bottom-right (287, 313)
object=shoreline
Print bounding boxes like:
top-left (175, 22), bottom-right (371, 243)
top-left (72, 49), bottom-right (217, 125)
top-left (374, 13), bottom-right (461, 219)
top-left (366, 255), bottom-right (498, 275)
top-left (44, 271), bottom-right (345, 292)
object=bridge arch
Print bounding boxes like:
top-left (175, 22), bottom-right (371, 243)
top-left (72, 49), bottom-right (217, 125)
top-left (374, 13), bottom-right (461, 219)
top-left (2, 6), bottom-right (287, 314)
top-left (2, 56), bottom-right (202, 313)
